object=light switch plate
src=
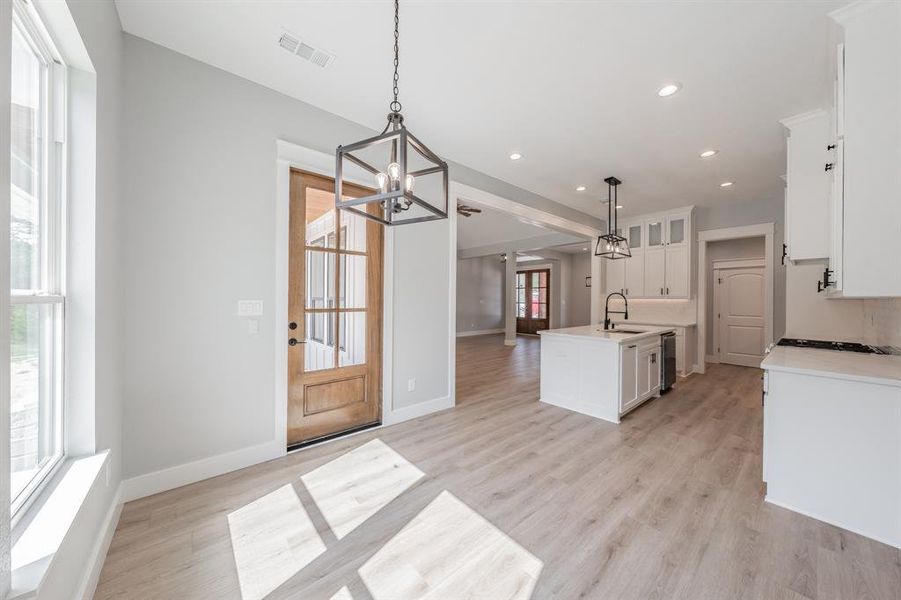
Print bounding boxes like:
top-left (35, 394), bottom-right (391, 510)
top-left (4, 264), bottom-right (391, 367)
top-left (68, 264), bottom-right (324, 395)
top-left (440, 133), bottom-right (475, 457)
top-left (237, 300), bottom-right (264, 317)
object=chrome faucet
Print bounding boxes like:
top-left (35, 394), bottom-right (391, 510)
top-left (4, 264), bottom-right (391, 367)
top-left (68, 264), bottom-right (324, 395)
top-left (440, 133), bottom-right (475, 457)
top-left (604, 292), bottom-right (629, 330)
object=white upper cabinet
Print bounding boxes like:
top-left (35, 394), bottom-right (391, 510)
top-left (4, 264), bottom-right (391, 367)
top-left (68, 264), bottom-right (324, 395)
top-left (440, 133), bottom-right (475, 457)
top-left (780, 110), bottom-right (831, 262)
top-left (624, 224), bottom-right (645, 297)
top-left (605, 227), bottom-right (625, 295)
top-left (829, 1), bottom-right (901, 297)
top-left (604, 207), bottom-right (693, 299)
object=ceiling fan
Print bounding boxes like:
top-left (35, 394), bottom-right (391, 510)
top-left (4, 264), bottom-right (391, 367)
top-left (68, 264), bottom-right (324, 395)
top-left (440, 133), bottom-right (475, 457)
top-left (457, 204), bottom-right (482, 218)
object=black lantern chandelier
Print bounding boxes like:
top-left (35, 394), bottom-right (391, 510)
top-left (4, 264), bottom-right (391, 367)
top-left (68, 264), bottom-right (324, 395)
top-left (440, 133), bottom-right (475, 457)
top-left (594, 176), bottom-right (631, 259)
top-left (335, 0), bottom-right (449, 226)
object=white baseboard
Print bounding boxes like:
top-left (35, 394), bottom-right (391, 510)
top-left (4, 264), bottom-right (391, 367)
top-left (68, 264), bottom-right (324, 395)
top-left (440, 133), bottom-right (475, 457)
top-left (705, 354), bottom-right (719, 364)
top-left (765, 495), bottom-right (900, 550)
top-left (382, 394), bottom-right (454, 427)
top-left (77, 484), bottom-right (123, 600)
top-left (121, 440), bottom-right (283, 503)
top-left (503, 339), bottom-right (517, 346)
top-left (456, 328), bottom-right (504, 338)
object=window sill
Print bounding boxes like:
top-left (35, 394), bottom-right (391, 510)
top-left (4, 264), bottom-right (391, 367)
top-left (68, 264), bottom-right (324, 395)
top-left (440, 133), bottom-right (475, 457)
top-left (9, 451), bottom-right (109, 600)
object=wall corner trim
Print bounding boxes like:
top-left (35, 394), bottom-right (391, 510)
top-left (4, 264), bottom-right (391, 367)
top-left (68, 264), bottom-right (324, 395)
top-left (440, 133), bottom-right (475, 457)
top-left (121, 440), bottom-right (283, 503)
top-left (382, 395), bottom-right (454, 427)
top-left (76, 484), bottom-right (123, 600)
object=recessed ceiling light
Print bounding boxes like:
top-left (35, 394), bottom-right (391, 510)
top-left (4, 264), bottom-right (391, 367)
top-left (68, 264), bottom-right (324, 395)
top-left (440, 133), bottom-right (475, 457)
top-left (657, 83), bottom-right (681, 97)
top-left (576, 185), bottom-right (586, 192)
top-left (509, 152), bottom-right (522, 161)
top-left (700, 149), bottom-right (718, 158)
top-left (616, 205), bottom-right (623, 209)
top-left (582, 247), bottom-right (588, 251)
top-left (720, 181), bottom-right (734, 188)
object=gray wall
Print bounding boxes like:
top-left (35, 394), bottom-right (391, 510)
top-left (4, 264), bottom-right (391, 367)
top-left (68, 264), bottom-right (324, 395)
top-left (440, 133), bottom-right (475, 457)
top-left (456, 257), bottom-right (504, 333)
top-left (705, 236), bottom-right (766, 354)
top-left (568, 251), bottom-right (592, 327)
top-left (119, 34), bottom-right (585, 477)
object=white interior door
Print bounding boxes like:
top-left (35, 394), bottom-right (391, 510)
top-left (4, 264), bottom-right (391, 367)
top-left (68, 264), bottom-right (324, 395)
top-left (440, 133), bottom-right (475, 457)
top-left (715, 267), bottom-right (766, 367)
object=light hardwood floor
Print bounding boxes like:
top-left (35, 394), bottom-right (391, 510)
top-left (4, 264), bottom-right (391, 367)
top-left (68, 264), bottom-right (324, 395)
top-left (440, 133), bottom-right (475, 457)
top-left (95, 334), bottom-right (901, 599)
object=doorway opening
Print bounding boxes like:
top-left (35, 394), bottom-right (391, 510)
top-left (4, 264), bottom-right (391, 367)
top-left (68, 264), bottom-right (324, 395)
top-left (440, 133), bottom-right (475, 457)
top-left (287, 170), bottom-right (384, 449)
top-left (696, 224), bottom-right (776, 373)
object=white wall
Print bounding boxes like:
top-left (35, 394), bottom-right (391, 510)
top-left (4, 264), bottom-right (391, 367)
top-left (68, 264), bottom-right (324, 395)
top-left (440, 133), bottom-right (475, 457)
top-left (456, 256), bottom-right (504, 334)
top-left (705, 236), bottom-right (766, 354)
top-left (568, 251), bottom-right (592, 327)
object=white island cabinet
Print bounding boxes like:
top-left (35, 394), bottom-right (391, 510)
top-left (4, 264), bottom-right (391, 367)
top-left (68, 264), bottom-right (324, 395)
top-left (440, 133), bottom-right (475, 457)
top-left (538, 325), bottom-right (672, 424)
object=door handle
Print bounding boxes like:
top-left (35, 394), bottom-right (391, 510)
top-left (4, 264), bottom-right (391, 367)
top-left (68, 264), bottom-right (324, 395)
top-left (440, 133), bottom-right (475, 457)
top-left (289, 338), bottom-right (306, 346)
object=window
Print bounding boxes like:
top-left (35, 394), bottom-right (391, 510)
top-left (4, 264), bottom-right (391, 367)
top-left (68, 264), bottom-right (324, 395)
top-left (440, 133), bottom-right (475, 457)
top-left (9, 0), bottom-right (66, 517)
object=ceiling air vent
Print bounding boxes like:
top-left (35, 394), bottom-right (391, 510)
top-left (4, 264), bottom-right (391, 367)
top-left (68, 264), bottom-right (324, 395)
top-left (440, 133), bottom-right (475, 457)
top-left (278, 31), bottom-right (335, 68)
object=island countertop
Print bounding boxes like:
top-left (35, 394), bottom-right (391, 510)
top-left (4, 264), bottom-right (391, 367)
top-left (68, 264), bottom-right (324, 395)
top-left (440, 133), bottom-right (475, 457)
top-left (538, 325), bottom-right (675, 344)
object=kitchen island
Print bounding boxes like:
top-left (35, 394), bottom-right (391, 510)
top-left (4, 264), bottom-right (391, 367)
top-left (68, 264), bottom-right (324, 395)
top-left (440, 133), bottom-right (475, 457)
top-left (538, 325), bottom-right (674, 423)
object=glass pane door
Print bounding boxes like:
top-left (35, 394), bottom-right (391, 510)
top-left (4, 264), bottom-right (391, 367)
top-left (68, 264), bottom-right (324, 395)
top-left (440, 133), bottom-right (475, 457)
top-left (303, 188), bottom-right (369, 371)
top-left (669, 217), bottom-right (685, 244)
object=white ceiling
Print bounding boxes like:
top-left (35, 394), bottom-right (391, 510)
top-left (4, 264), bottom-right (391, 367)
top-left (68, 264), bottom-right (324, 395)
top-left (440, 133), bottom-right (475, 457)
top-left (456, 205), bottom-right (581, 251)
top-left (116, 0), bottom-right (846, 219)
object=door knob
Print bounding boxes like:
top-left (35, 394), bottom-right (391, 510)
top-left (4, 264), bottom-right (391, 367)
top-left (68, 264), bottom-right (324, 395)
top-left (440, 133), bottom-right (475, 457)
top-left (289, 338), bottom-right (304, 346)
top-left (289, 322), bottom-right (298, 330)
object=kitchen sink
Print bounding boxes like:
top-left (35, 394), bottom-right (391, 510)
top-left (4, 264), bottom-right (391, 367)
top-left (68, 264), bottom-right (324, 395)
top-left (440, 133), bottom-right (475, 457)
top-left (598, 328), bottom-right (647, 334)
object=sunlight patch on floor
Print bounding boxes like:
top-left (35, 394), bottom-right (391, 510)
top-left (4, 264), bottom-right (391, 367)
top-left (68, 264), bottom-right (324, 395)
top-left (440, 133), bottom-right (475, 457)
top-left (227, 484), bottom-right (326, 600)
top-left (301, 438), bottom-right (425, 539)
top-left (358, 491), bottom-right (543, 599)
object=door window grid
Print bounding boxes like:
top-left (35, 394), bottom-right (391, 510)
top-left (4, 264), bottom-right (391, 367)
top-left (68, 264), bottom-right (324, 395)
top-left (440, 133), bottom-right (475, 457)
top-left (304, 189), bottom-right (367, 371)
top-left (9, 0), bottom-right (66, 517)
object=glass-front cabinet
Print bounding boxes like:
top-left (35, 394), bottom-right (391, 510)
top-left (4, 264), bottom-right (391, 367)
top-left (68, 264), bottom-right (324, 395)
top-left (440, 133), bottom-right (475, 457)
top-left (604, 208), bottom-right (693, 299)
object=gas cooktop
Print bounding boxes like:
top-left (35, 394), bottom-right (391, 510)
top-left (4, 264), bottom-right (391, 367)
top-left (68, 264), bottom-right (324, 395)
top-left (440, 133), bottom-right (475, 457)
top-left (777, 338), bottom-right (897, 355)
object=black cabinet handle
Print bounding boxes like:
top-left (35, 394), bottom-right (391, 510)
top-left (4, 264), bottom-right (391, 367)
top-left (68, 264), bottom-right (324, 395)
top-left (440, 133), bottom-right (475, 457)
top-left (825, 163), bottom-right (835, 172)
top-left (781, 243), bottom-right (787, 265)
top-left (827, 144), bottom-right (836, 151)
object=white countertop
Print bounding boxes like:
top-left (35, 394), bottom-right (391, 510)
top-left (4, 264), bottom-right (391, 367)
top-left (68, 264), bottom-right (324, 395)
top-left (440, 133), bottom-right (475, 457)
top-left (761, 345), bottom-right (901, 388)
top-left (538, 325), bottom-right (675, 344)
top-left (612, 318), bottom-right (697, 328)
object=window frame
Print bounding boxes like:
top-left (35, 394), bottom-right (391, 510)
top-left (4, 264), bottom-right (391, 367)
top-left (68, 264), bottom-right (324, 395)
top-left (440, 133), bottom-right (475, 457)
top-left (9, 0), bottom-right (68, 522)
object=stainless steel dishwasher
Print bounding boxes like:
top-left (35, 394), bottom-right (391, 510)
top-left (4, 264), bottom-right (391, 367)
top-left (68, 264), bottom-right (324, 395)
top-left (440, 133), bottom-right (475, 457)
top-left (660, 332), bottom-right (677, 392)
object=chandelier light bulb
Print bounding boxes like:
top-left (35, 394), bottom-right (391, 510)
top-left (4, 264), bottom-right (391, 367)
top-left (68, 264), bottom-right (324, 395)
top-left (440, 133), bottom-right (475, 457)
top-left (405, 174), bottom-right (415, 192)
top-left (387, 162), bottom-right (401, 181)
top-left (375, 172), bottom-right (389, 193)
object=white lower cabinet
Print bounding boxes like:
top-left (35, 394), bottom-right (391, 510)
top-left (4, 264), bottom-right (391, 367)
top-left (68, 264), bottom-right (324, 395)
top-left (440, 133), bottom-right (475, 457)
top-left (620, 343), bottom-right (638, 411)
top-left (620, 337), bottom-right (661, 416)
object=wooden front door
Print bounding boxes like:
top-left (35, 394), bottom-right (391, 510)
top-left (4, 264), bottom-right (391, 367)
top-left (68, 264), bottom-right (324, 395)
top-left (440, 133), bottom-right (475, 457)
top-left (515, 269), bottom-right (550, 334)
top-left (288, 170), bottom-right (383, 447)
